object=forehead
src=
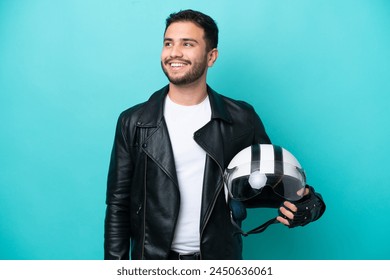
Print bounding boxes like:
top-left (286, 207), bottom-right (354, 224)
top-left (164, 21), bottom-right (205, 41)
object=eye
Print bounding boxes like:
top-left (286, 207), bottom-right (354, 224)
top-left (164, 41), bottom-right (172, 47)
top-left (184, 42), bottom-right (193, 47)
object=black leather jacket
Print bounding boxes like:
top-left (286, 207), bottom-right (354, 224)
top-left (104, 85), bottom-right (272, 259)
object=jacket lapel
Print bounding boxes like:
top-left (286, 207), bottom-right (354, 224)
top-left (195, 85), bottom-right (232, 169)
top-left (195, 120), bottom-right (226, 228)
top-left (136, 86), bottom-right (179, 187)
top-left (142, 120), bottom-right (179, 187)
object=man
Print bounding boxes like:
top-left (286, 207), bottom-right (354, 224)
top-left (104, 9), bottom-right (325, 260)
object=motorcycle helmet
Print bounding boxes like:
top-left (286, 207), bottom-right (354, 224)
top-left (224, 144), bottom-right (307, 235)
top-left (225, 144), bottom-right (306, 203)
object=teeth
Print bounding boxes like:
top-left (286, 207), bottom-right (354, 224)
top-left (170, 63), bottom-right (185, 67)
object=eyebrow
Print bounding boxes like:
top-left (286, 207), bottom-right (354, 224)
top-left (163, 38), bottom-right (199, 44)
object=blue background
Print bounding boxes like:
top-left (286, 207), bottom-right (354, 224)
top-left (1, 0), bottom-right (389, 260)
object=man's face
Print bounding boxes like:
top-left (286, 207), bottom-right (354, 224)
top-left (161, 21), bottom-right (215, 86)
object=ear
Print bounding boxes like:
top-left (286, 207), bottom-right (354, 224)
top-left (207, 48), bottom-right (219, 67)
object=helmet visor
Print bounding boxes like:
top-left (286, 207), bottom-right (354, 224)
top-left (225, 161), bottom-right (306, 202)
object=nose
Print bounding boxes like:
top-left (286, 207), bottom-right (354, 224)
top-left (169, 45), bottom-right (183, 58)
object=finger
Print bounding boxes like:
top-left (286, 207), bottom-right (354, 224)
top-left (283, 201), bottom-right (297, 213)
top-left (279, 206), bottom-right (295, 220)
top-left (276, 216), bottom-right (290, 226)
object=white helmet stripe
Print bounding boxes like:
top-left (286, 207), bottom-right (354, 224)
top-left (259, 144), bottom-right (274, 174)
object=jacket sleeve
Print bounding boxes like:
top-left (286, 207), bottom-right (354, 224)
top-left (251, 107), bottom-right (271, 145)
top-left (104, 114), bottom-right (133, 260)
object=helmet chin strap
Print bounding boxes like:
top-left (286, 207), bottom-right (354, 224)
top-left (230, 212), bottom-right (279, 236)
top-left (228, 195), bottom-right (279, 236)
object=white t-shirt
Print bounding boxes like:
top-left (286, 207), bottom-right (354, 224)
top-left (164, 94), bottom-right (211, 254)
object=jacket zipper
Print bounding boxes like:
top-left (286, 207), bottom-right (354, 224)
top-left (140, 153), bottom-right (147, 259)
top-left (136, 204), bottom-right (142, 215)
top-left (198, 148), bottom-right (225, 260)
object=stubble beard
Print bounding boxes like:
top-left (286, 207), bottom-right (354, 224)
top-left (161, 57), bottom-right (208, 86)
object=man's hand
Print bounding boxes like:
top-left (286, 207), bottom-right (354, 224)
top-left (277, 187), bottom-right (310, 227)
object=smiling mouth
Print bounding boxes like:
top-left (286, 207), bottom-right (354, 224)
top-left (168, 62), bottom-right (189, 72)
top-left (165, 60), bottom-right (191, 69)
top-left (170, 62), bottom-right (186, 67)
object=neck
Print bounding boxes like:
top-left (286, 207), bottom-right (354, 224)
top-left (168, 80), bottom-right (208, 106)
